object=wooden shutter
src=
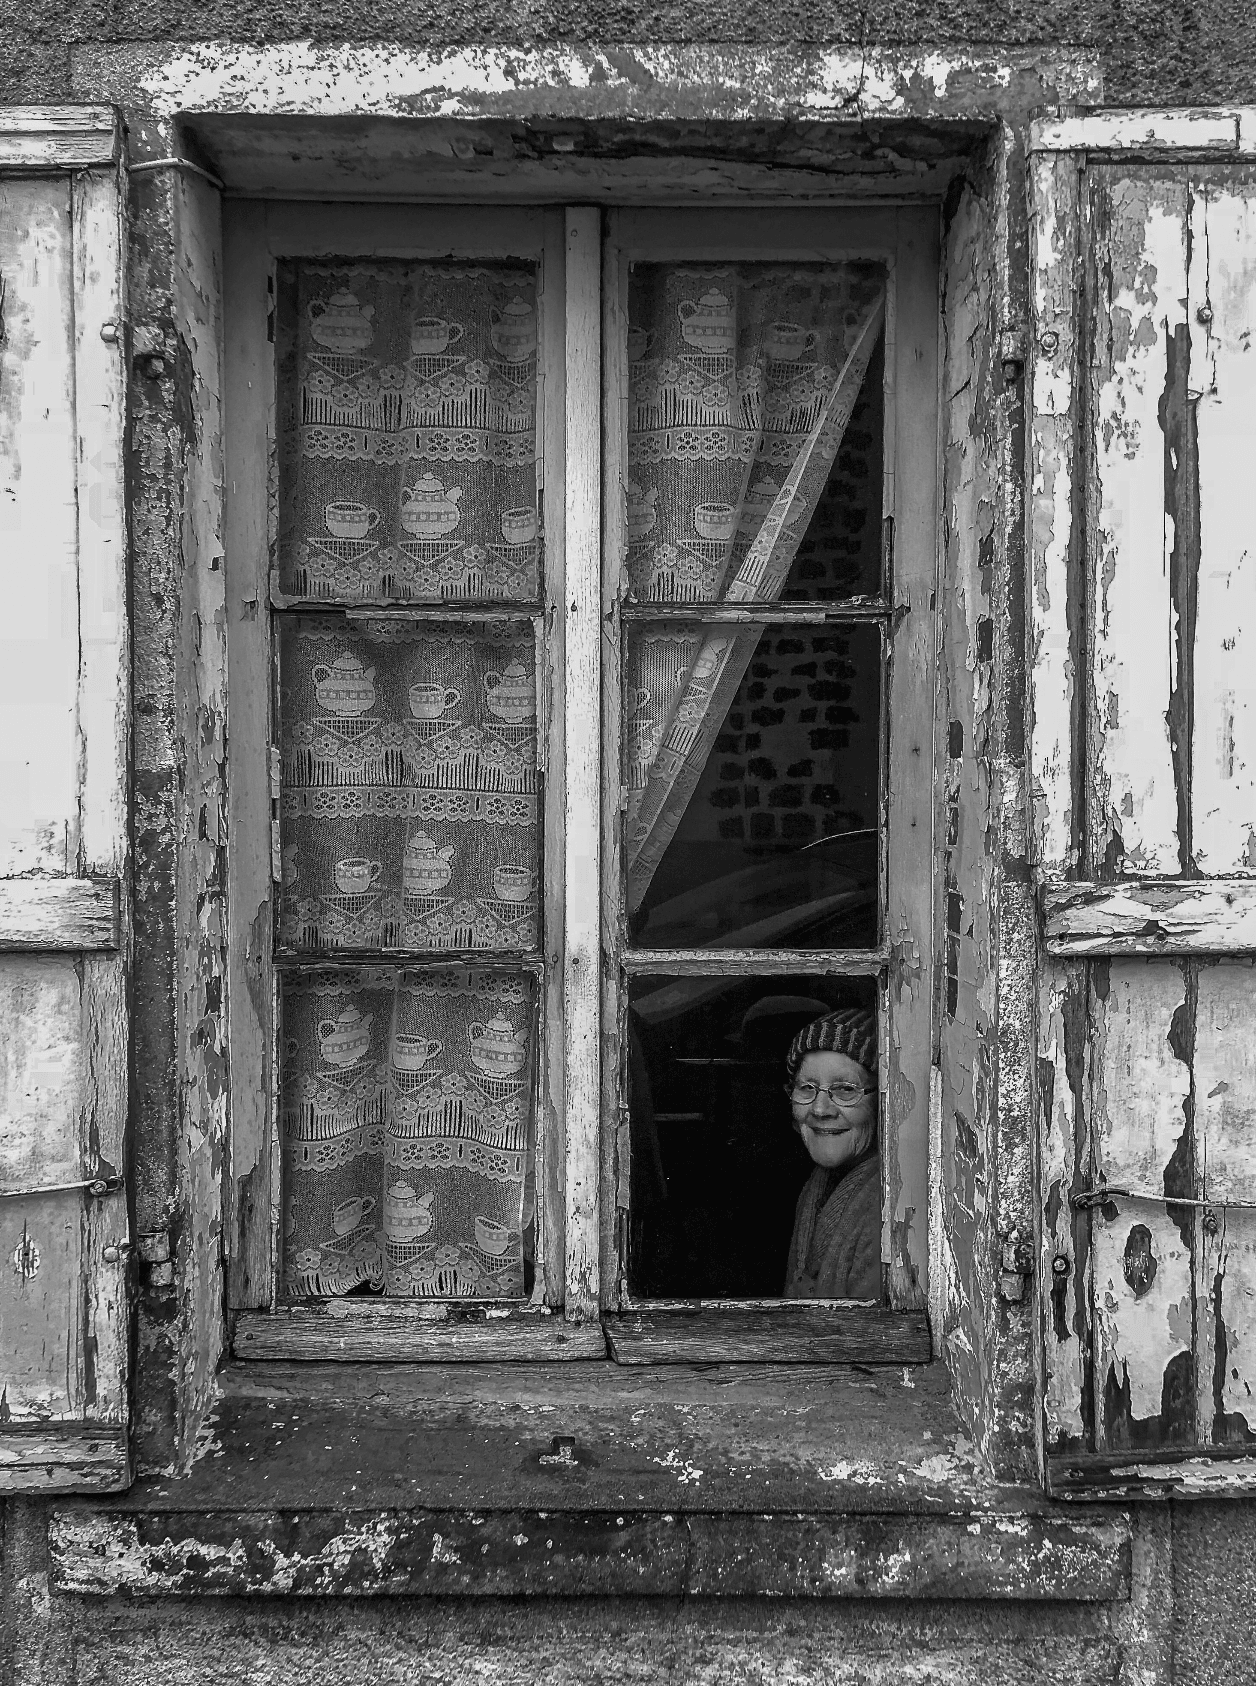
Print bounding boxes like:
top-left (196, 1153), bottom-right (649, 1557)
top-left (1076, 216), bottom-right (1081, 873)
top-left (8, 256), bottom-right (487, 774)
top-left (0, 108), bottom-right (130, 1493)
top-left (1030, 110), bottom-right (1256, 1493)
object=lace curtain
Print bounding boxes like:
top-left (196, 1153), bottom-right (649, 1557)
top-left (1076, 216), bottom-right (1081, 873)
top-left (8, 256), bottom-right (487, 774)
top-left (276, 261), bottom-right (543, 1300)
top-left (623, 264), bottom-right (885, 910)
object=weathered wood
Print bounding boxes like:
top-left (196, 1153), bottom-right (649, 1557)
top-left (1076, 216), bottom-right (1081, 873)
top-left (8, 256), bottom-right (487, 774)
top-left (600, 215), bottom-right (630, 1309)
top-left (0, 1427), bottom-right (128, 1493)
top-left (620, 600), bottom-right (892, 623)
top-left (1090, 962), bottom-right (1196, 1452)
top-left (223, 200), bottom-right (276, 1312)
top-left (0, 178), bottom-right (82, 877)
top-left (1085, 170), bottom-right (1187, 877)
top-left (1193, 962), bottom-right (1256, 1447)
top-left (0, 107), bottom-right (119, 168)
top-left (234, 1305), bottom-right (607, 1362)
top-left (1037, 960), bottom-right (1091, 1452)
top-left (1192, 177), bottom-right (1256, 875)
top-left (605, 1306), bottom-right (929, 1365)
top-left (0, 155), bottom-right (130, 1487)
top-left (622, 947), bottom-right (887, 978)
top-left (1031, 112), bottom-right (1242, 156)
top-left (1027, 153), bottom-right (1082, 875)
top-left (563, 207), bottom-right (602, 1323)
top-left (882, 205), bottom-right (939, 1313)
top-left (1044, 878), bottom-right (1256, 954)
top-left (1050, 1449), bottom-right (1256, 1500)
top-left (49, 1506), bottom-right (1130, 1601)
top-left (0, 878), bottom-right (119, 950)
top-left (538, 205), bottom-right (568, 1309)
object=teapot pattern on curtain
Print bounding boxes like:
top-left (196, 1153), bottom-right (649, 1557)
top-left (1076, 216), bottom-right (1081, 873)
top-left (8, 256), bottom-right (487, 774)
top-left (277, 261), bottom-right (541, 604)
top-left (622, 263), bottom-right (886, 909)
top-left (279, 618), bottom-right (539, 954)
top-left (283, 967), bottom-right (536, 1298)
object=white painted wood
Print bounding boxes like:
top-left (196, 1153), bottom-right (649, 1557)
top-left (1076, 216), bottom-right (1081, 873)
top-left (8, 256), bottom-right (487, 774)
top-left (1090, 962), bottom-right (1194, 1446)
top-left (1191, 182), bottom-right (1256, 874)
top-left (72, 167), bottom-right (128, 880)
top-left (0, 1427), bottom-right (128, 1492)
top-left (1086, 172), bottom-right (1186, 876)
top-left (1031, 112), bottom-right (1240, 155)
top-left (0, 107), bottom-right (118, 169)
top-left (0, 155), bottom-right (130, 1488)
top-left (0, 878), bottom-right (119, 950)
top-left (1194, 961), bottom-right (1256, 1443)
top-left (0, 178), bottom-right (82, 877)
top-left (562, 206), bottom-right (602, 1322)
top-left (1045, 877), bottom-right (1256, 954)
top-left (1027, 154), bottom-right (1081, 875)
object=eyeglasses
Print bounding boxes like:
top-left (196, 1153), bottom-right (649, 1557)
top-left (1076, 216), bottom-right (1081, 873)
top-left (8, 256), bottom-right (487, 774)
top-left (786, 1081), bottom-right (877, 1109)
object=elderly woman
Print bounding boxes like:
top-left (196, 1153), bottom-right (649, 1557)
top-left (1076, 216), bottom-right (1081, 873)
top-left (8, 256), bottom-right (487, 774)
top-left (783, 1007), bottom-right (881, 1300)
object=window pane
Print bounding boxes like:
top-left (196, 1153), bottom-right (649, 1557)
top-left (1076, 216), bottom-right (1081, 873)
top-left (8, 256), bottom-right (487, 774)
top-left (279, 617), bottom-right (539, 953)
top-left (282, 965), bottom-right (537, 1300)
top-left (277, 259), bottom-right (541, 603)
top-left (625, 262), bottom-right (884, 603)
top-left (626, 974), bottom-right (879, 1299)
top-left (625, 622), bottom-right (880, 947)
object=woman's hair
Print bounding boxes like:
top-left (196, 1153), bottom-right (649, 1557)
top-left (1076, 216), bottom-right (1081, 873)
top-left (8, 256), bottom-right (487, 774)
top-left (784, 1007), bottom-right (877, 1090)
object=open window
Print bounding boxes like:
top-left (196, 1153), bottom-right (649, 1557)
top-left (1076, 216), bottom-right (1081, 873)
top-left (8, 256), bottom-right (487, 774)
top-left (600, 210), bottom-right (937, 1361)
top-left (223, 202), bottom-right (939, 1364)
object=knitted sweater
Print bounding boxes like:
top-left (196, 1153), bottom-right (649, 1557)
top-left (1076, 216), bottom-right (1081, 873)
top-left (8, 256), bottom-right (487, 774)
top-left (783, 1153), bottom-right (882, 1300)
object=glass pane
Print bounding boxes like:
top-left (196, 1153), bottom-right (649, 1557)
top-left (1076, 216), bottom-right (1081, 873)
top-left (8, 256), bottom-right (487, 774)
top-left (625, 262), bottom-right (884, 603)
top-left (625, 622), bottom-right (880, 947)
top-left (626, 974), bottom-right (879, 1299)
top-left (277, 260), bottom-right (541, 603)
top-left (282, 965), bottom-right (537, 1300)
top-left (279, 617), bottom-right (539, 953)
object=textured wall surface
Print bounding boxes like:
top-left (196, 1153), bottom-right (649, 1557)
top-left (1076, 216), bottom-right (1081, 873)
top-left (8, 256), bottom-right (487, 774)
top-left (1171, 1500), bottom-right (1256, 1683)
top-left (2, 0), bottom-right (1256, 108)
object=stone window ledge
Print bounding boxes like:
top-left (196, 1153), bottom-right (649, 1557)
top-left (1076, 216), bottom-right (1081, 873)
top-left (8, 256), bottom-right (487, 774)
top-left (49, 1362), bottom-right (1131, 1600)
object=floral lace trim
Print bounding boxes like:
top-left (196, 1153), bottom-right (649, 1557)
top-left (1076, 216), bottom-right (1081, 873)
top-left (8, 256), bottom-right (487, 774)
top-left (281, 788), bottom-right (537, 825)
top-left (301, 426), bottom-right (536, 468)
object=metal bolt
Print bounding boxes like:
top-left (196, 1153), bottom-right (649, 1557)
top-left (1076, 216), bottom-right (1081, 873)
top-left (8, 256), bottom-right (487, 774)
top-left (1039, 329), bottom-right (1060, 357)
top-left (1052, 1254), bottom-right (1071, 1279)
top-left (102, 1243), bottom-right (130, 1263)
top-left (100, 320), bottom-right (120, 345)
top-left (1196, 303), bottom-right (1214, 326)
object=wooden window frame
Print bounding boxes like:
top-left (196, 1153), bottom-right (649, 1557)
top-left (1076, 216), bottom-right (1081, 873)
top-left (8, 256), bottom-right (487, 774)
top-left (223, 199), bottom-right (938, 1365)
top-left (598, 208), bottom-right (937, 1362)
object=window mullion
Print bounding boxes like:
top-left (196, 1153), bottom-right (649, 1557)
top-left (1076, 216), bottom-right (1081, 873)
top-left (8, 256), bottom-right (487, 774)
top-left (562, 206), bottom-right (604, 1322)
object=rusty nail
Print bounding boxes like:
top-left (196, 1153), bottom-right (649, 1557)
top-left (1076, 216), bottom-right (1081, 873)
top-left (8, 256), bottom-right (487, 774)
top-left (1052, 1254), bottom-right (1071, 1278)
top-left (1039, 329), bottom-right (1060, 357)
top-left (1196, 303), bottom-right (1214, 326)
top-left (100, 320), bottom-right (121, 345)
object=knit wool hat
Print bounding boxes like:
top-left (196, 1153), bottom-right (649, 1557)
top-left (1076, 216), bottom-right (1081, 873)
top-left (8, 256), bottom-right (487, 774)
top-left (785, 1008), bottom-right (877, 1089)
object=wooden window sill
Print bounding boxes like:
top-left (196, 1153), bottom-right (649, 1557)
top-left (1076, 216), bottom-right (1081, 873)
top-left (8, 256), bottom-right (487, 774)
top-left (231, 1303), bottom-right (930, 1366)
top-left (47, 1361), bottom-right (1130, 1600)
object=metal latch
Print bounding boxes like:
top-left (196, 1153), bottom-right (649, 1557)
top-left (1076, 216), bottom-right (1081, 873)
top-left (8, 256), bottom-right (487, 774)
top-left (0, 1173), bottom-right (123, 1201)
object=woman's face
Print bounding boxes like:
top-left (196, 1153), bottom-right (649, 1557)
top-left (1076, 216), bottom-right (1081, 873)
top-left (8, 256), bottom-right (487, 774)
top-left (790, 1049), bottom-right (877, 1171)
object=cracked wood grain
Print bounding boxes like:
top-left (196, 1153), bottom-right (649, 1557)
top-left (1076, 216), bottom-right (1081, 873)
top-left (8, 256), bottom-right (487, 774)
top-left (1085, 169), bottom-right (1187, 878)
top-left (1044, 877), bottom-right (1256, 953)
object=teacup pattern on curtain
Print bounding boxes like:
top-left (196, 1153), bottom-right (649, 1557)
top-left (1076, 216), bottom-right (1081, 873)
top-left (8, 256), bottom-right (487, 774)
top-left (283, 967), bottom-right (536, 1299)
top-left (622, 263), bottom-right (886, 910)
top-left (279, 617), bottom-right (540, 954)
top-left (277, 260), bottom-right (541, 604)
